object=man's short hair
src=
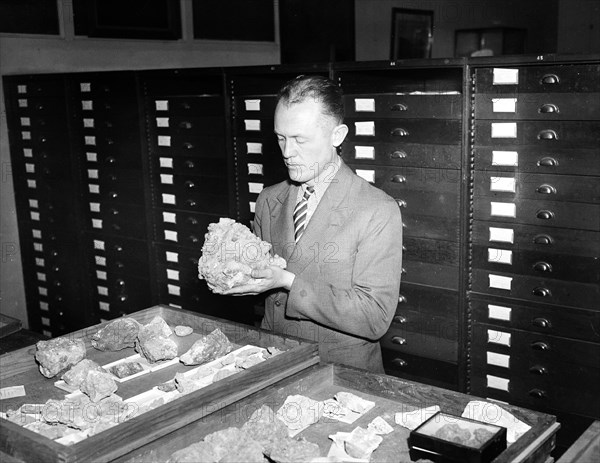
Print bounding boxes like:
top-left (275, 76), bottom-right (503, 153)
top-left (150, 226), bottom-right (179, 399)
top-left (277, 75), bottom-right (345, 124)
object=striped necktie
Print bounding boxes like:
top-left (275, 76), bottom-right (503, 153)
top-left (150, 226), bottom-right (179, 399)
top-left (293, 186), bottom-right (315, 243)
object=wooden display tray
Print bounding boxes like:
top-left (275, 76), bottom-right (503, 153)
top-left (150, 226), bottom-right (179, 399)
top-left (115, 363), bottom-right (559, 463)
top-left (0, 305), bottom-right (318, 463)
top-left (0, 314), bottom-right (22, 338)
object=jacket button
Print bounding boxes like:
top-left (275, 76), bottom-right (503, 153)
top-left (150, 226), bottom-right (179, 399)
top-left (274, 300), bottom-right (281, 307)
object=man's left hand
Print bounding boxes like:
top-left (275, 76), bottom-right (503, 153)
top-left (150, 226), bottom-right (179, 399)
top-left (221, 266), bottom-right (295, 296)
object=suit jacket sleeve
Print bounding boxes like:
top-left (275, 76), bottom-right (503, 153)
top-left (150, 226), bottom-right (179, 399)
top-left (285, 197), bottom-right (402, 341)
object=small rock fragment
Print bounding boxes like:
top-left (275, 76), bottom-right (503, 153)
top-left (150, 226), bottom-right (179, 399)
top-left (174, 325), bottom-right (193, 337)
top-left (80, 370), bottom-right (118, 402)
top-left (91, 318), bottom-right (141, 351)
top-left (180, 328), bottom-right (233, 365)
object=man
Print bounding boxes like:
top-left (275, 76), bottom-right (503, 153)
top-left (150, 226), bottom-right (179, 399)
top-left (224, 75), bottom-right (402, 373)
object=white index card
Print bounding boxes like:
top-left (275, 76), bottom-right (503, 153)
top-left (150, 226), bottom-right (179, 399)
top-left (247, 142), bottom-right (263, 154)
top-left (489, 274), bottom-right (512, 291)
top-left (87, 169), bottom-right (99, 179)
top-left (18, 99), bottom-right (28, 108)
top-left (96, 270), bottom-right (107, 280)
top-left (160, 174), bottom-right (173, 184)
top-left (156, 117), bottom-right (169, 127)
top-left (492, 68), bottom-right (519, 85)
top-left (86, 152), bottom-right (97, 162)
top-left (159, 157), bottom-right (173, 168)
top-left (84, 135), bottom-right (96, 146)
top-left (35, 257), bottom-right (45, 267)
top-left (37, 272), bottom-right (46, 282)
top-left (161, 193), bottom-right (176, 205)
top-left (23, 148), bottom-right (33, 157)
top-left (488, 227), bottom-right (514, 243)
top-left (164, 230), bottom-right (178, 242)
top-left (97, 286), bottom-right (108, 296)
top-left (248, 182), bottom-right (264, 194)
top-left (354, 98), bottom-right (375, 112)
top-left (492, 98), bottom-right (517, 113)
top-left (168, 284), bottom-right (181, 296)
top-left (162, 212), bottom-right (176, 223)
top-left (155, 100), bottom-right (169, 111)
top-left (244, 119), bottom-right (261, 131)
top-left (21, 131), bottom-right (31, 140)
top-left (81, 100), bottom-right (93, 110)
top-left (17, 85), bottom-right (27, 93)
top-left (488, 248), bottom-right (513, 265)
top-left (487, 352), bottom-right (510, 368)
top-left (88, 184), bottom-right (100, 194)
top-left (355, 146), bottom-right (375, 160)
top-left (93, 239), bottom-right (105, 250)
top-left (92, 218), bottom-right (103, 229)
top-left (89, 202), bottom-right (100, 213)
top-left (28, 199), bottom-right (39, 208)
top-left (355, 121), bottom-right (375, 136)
top-left (488, 304), bottom-right (512, 321)
top-left (167, 269), bottom-right (180, 281)
top-left (80, 83), bottom-right (91, 92)
top-left (158, 135), bottom-right (171, 146)
top-left (248, 163), bottom-right (264, 175)
top-left (492, 151), bottom-right (518, 167)
top-left (25, 163), bottom-right (35, 173)
top-left (33, 243), bottom-right (43, 252)
top-left (40, 301), bottom-right (49, 311)
top-left (83, 118), bottom-right (94, 128)
top-left (27, 179), bottom-right (37, 189)
top-left (490, 176), bottom-right (516, 193)
top-left (487, 375), bottom-right (510, 391)
top-left (32, 229), bottom-right (42, 239)
top-left (491, 122), bottom-right (517, 138)
top-left (41, 317), bottom-right (50, 326)
top-left (99, 302), bottom-right (110, 312)
top-left (95, 256), bottom-right (106, 266)
top-left (488, 329), bottom-right (511, 347)
top-left (355, 169), bottom-right (375, 183)
top-left (249, 201), bottom-right (256, 213)
top-left (38, 287), bottom-right (47, 296)
top-left (166, 251), bottom-right (178, 262)
top-left (490, 202), bottom-right (516, 218)
top-left (30, 211), bottom-right (40, 221)
top-left (20, 117), bottom-right (31, 126)
top-left (244, 99), bottom-right (261, 111)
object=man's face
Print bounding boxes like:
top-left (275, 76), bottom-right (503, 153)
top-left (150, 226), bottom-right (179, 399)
top-left (274, 98), bottom-right (339, 184)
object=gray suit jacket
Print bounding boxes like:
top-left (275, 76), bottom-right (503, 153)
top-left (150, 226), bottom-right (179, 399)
top-left (253, 160), bottom-right (403, 373)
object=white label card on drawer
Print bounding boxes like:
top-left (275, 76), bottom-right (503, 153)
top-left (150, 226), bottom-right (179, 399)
top-left (25, 163), bottom-right (35, 173)
top-left (159, 157), bottom-right (173, 168)
top-left (86, 152), bottom-right (97, 162)
top-left (40, 301), bottom-right (49, 311)
top-left (32, 229), bottom-right (42, 239)
top-left (18, 99), bottom-right (28, 107)
top-left (27, 180), bottom-right (37, 189)
top-left (37, 272), bottom-right (46, 282)
top-left (28, 199), bottom-right (39, 208)
top-left (355, 169), bottom-right (375, 183)
top-left (92, 218), bottom-right (103, 229)
top-left (166, 251), bottom-right (178, 263)
top-left (99, 301), bottom-right (110, 312)
top-left (249, 201), bottom-right (256, 213)
top-left (38, 287), bottom-right (47, 296)
top-left (21, 131), bottom-right (31, 140)
top-left (490, 176), bottom-right (516, 193)
top-left (82, 100), bottom-right (93, 110)
top-left (24, 148), bottom-right (33, 157)
top-left (490, 202), bottom-right (516, 218)
top-left (93, 239), bottom-right (105, 250)
top-left (355, 146), bottom-right (375, 160)
top-left (487, 352), bottom-right (510, 368)
top-left (492, 98), bottom-right (517, 113)
top-left (83, 118), bottom-right (95, 128)
top-left (80, 83), bottom-right (91, 92)
top-left (30, 211), bottom-right (40, 221)
top-left (162, 212), bottom-right (176, 223)
top-left (487, 248), bottom-right (513, 265)
top-left (354, 98), bottom-right (375, 112)
top-left (20, 117), bottom-right (31, 126)
top-left (162, 193), bottom-right (176, 205)
top-left (488, 329), bottom-right (511, 346)
top-left (355, 121), bottom-right (375, 136)
top-left (36, 257), bottom-right (45, 267)
top-left (168, 284), bottom-right (181, 296)
top-left (156, 117), bottom-right (169, 127)
top-left (167, 269), bottom-right (180, 280)
top-left (96, 270), bottom-right (107, 280)
top-left (0, 386), bottom-right (26, 400)
top-left (164, 230), bottom-right (178, 242)
top-left (489, 227), bottom-right (514, 243)
top-left (155, 100), bottom-right (169, 111)
top-left (491, 122), bottom-right (517, 138)
top-left (248, 163), bottom-right (264, 175)
top-left (89, 202), bottom-right (100, 212)
top-left (248, 182), bottom-right (264, 194)
top-left (488, 304), bottom-right (512, 321)
top-left (158, 135), bottom-right (171, 146)
top-left (492, 151), bottom-right (518, 166)
top-left (247, 142), bottom-right (263, 154)
top-left (88, 184), bottom-right (100, 194)
top-left (489, 274), bottom-right (512, 291)
top-left (244, 99), bottom-right (261, 111)
top-left (487, 374), bottom-right (510, 391)
top-left (87, 169), bottom-right (99, 179)
top-left (492, 68), bottom-right (519, 85)
top-left (97, 286), bottom-right (108, 296)
top-left (33, 243), bottom-right (43, 252)
top-left (160, 174), bottom-right (174, 184)
top-left (18, 85), bottom-right (27, 93)
top-left (244, 119), bottom-right (261, 131)
top-left (95, 256), bottom-right (106, 266)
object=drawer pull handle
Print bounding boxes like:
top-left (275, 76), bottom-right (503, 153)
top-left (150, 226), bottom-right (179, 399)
top-left (532, 287), bottom-right (552, 297)
top-left (183, 142), bottom-right (194, 150)
top-left (118, 295), bottom-right (128, 302)
top-left (532, 317), bottom-right (551, 329)
top-left (396, 199), bottom-right (407, 208)
top-left (116, 279), bottom-right (125, 286)
top-left (537, 157), bottom-right (558, 167)
top-left (184, 160), bottom-right (195, 168)
top-left (390, 150), bottom-right (407, 159)
top-left (391, 175), bottom-right (406, 183)
top-left (529, 365), bottom-right (548, 375)
top-left (539, 103), bottom-right (559, 114)
top-left (179, 121), bottom-right (193, 129)
top-left (533, 261), bottom-right (553, 273)
top-left (540, 74), bottom-right (560, 85)
top-left (109, 208), bottom-right (119, 216)
top-left (391, 103), bottom-right (408, 112)
top-left (533, 234), bottom-right (553, 245)
top-left (398, 295), bottom-right (407, 303)
top-left (189, 235), bottom-right (200, 243)
top-left (391, 336), bottom-right (407, 345)
top-left (401, 267), bottom-right (407, 275)
top-left (116, 261), bottom-right (124, 269)
top-left (113, 245), bottom-right (123, 252)
top-left (186, 199), bottom-right (197, 207)
top-left (394, 315), bottom-right (407, 324)
top-left (110, 191), bottom-right (118, 199)
top-left (106, 156), bottom-right (116, 164)
top-left (531, 341), bottom-right (550, 351)
top-left (537, 129), bottom-right (558, 140)
top-left (536, 210), bottom-right (554, 220)
top-left (536, 184), bottom-right (556, 195)
top-left (528, 388), bottom-right (547, 399)
top-left (184, 181), bottom-right (195, 189)
top-left (391, 128), bottom-right (409, 137)
top-left (391, 358), bottom-right (407, 367)
top-left (187, 217), bottom-right (199, 225)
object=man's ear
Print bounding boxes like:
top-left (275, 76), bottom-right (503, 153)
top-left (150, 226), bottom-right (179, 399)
top-left (332, 124), bottom-right (349, 147)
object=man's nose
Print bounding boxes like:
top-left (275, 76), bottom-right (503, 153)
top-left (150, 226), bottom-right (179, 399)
top-left (281, 141), bottom-right (295, 158)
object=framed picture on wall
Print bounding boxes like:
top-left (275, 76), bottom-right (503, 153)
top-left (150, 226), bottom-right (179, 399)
top-left (390, 8), bottom-right (433, 59)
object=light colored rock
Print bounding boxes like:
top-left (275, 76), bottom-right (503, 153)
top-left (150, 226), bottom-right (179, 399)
top-left (35, 337), bottom-right (86, 378)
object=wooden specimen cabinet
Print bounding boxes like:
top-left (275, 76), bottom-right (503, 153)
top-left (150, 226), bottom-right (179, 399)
top-left (3, 54), bottom-right (598, 456)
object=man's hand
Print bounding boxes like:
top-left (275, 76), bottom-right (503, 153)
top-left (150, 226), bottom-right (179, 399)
top-left (221, 267), bottom-right (295, 296)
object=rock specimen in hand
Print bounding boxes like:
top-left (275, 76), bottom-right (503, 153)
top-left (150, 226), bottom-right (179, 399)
top-left (135, 316), bottom-right (178, 363)
top-left (80, 369), bottom-right (118, 402)
top-left (35, 337), bottom-right (86, 378)
top-left (180, 328), bottom-right (233, 366)
top-left (91, 317), bottom-right (141, 351)
top-left (198, 218), bottom-right (286, 293)
top-left (62, 359), bottom-right (105, 387)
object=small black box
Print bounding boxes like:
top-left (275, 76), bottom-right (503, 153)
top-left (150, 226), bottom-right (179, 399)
top-left (408, 411), bottom-right (507, 463)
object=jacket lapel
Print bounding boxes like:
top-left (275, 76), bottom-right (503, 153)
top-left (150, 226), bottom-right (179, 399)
top-left (269, 181), bottom-right (299, 262)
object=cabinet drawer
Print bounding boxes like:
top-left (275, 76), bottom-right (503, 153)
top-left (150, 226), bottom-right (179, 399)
top-left (472, 146), bottom-right (600, 177)
top-left (382, 350), bottom-right (458, 390)
top-left (153, 96), bottom-right (225, 116)
top-left (152, 154), bottom-right (227, 174)
top-left (474, 64), bottom-right (600, 93)
top-left (403, 237), bottom-right (460, 289)
top-left (397, 283), bottom-right (459, 318)
top-left (85, 235), bottom-right (150, 279)
top-left (235, 116), bottom-right (274, 136)
top-left (471, 297), bottom-right (600, 343)
top-left (343, 94), bottom-right (462, 119)
top-left (154, 173), bottom-right (228, 197)
top-left (472, 244), bottom-right (599, 284)
top-left (474, 93), bottom-right (600, 120)
top-left (381, 327), bottom-right (457, 362)
top-left (234, 96), bottom-right (277, 117)
top-left (92, 276), bottom-right (152, 317)
top-left (150, 135), bottom-right (227, 157)
top-left (472, 221), bottom-right (600, 256)
top-left (156, 188), bottom-right (229, 215)
top-left (84, 182), bottom-right (145, 206)
top-left (153, 243), bottom-right (203, 278)
top-left (86, 204), bottom-right (147, 239)
top-left (471, 268), bottom-right (600, 310)
top-left (346, 118), bottom-right (462, 145)
top-left (474, 120), bottom-right (600, 149)
top-left (342, 142), bottom-right (461, 169)
top-left (391, 309), bottom-right (458, 341)
top-left (473, 197), bottom-right (600, 231)
top-left (473, 170), bottom-right (600, 204)
top-left (154, 115), bottom-right (226, 137)
top-left (153, 211), bottom-right (219, 246)
top-left (16, 197), bottom-right (79, 229)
